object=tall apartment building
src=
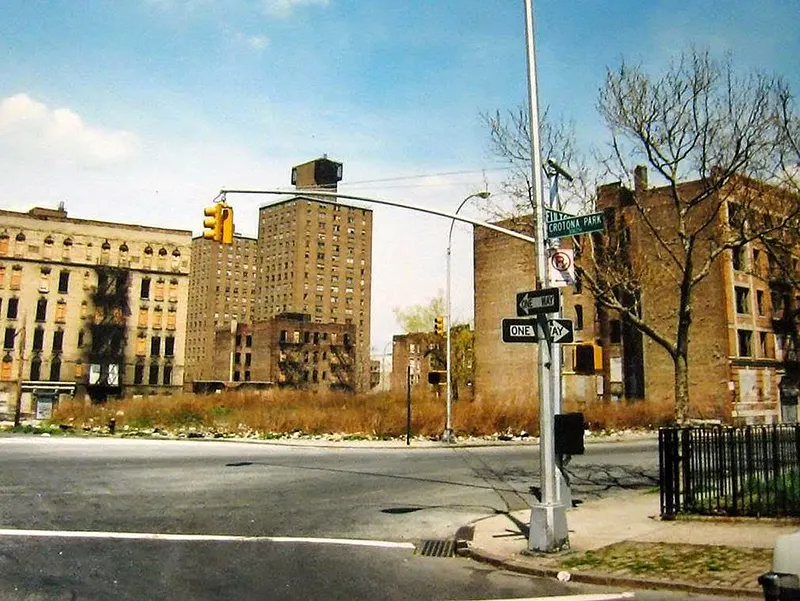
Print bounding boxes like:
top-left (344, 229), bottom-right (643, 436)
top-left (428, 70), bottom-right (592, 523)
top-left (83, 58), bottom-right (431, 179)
top-left (185, 234), bottom-right (258, 382)
top-left (0, 206), bottom-right (191, 419)
top-left (473, 168), bottom-right (798, 424)
top-left (254, 158), bottom-right (373, 391)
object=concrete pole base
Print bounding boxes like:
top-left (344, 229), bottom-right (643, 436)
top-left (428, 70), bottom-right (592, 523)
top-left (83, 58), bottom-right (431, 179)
top-left (528, 502), bottom-right (569, 553)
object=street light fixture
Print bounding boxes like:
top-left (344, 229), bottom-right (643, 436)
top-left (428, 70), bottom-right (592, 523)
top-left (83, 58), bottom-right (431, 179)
top-left (444, 190), bottom-right (491, 442)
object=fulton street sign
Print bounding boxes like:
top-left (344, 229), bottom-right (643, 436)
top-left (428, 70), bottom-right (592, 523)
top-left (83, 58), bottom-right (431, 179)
top-left (517, 288), bottom-right (560, 317)
top-left (546, 211), bottom-right (605, 239)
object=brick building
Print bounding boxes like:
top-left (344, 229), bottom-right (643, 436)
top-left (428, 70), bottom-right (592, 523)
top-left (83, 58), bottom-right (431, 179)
top-left (473, 169), bottom-right (798, 423)
top-left (254, 158), bottom-right (373, 392)
top-left (185, 234), bottom-right (258, 382)
top-left (473, 217), bottom-right (600, 404)
top-left (185, 158), bottom-right (373, 393)
top-left (0, 205), bottom-right (191, 419)
top-left (390, 332), bottom-right (445, 394)
top-left (211, 313), bottom-right (356, 390)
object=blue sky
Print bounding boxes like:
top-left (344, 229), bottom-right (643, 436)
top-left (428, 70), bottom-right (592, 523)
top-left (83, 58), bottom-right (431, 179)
top-left (1, 0), bottom-right (798, 352)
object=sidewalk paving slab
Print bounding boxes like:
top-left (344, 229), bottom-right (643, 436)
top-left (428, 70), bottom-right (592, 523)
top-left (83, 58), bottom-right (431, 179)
top-left (460, 490), bottom-right (800, 598)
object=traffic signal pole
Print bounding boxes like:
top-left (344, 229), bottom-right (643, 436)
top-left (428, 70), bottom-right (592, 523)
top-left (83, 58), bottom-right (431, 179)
top-left (524, 0), bottom-right (569, 552)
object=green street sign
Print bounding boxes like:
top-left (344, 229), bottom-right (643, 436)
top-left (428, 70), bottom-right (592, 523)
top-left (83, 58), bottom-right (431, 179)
top-left (545, 208), bottom-right (574, 222)
top-left (546, 211), bottom-right (605, 239)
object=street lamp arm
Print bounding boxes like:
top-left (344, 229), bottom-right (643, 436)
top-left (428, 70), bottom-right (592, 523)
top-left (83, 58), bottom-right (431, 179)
top-left (219, 189), bottom-right (535, 246)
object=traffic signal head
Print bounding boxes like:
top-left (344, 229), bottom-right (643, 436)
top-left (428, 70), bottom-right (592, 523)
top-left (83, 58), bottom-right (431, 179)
top-left (434, 316), bottom-right (445, 336)
top-left (203, 204), bottom-right (223, 242)
top-left (220, 205), bottom-right (234, 244)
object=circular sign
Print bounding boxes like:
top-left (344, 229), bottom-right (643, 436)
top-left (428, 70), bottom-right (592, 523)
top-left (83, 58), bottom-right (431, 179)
top-left (550, 250), bottom-right (572, 271)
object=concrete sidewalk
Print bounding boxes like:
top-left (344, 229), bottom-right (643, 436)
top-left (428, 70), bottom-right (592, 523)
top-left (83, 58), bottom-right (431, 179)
top-left (461, 490), bottom-right (799, 598)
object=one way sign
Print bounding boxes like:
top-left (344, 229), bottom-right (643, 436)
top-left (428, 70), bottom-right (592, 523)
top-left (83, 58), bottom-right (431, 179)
top-left (548, 319), bottom-right (574, 343)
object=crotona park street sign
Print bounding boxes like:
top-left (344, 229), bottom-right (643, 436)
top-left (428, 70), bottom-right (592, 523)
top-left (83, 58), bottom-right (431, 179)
top-left (546, 211), bottom-right (605, 239)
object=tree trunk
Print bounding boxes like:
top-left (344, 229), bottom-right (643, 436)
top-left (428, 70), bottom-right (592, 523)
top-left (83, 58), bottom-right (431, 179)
top-left (674, 352), bottom-right (690, 424)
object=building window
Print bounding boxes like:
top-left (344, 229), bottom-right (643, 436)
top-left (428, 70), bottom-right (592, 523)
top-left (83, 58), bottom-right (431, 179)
top-left (52, 330), bottom-right (63, 352)
top-left (58, 270), bottom-right (70, 294)
top-left (732, 246), bottom-right (746, 271)
top-left (32, 327), bottom-right (44, 351)
top-left (609, 319), bottom-right (622, 343)
top-left (134, 363), bottom-right (145, 385)
top-left (7, 297), bottom-right (18, 319)
top-left (10, 266), bottom-right (22, 290)
top-left (151, 336), bottom-right (161, 357)
top-left (735, 286), bottom-right (750, 314)
top-left (760, 331), bottom-right (773, 358)
top-left (575, 305), bottom-right (584, 330)
top-left (35, 298), bottom-right (47, 322)
top-left (4, 327), bottom-right (15, 350)
top-left (49, 358), bottom-right (61, 381)
top-left (148, 364), bottom-right (159, 385)
top-left (55, 300), bottom-right (67, 323)
top-left (152, 307), bottom-right (163, 329)
top-left (164, 336), bottom-right (175, 357)
top-left (30, 356), bottom-right (41, 381)
top-left (737, 330), bottom-right (752, 357)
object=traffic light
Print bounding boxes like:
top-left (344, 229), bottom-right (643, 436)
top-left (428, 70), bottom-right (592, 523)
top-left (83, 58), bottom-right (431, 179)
top-left (203, 203), bottom-right (235, 244)
top-left (220, 205), bottom-right (234, 244)
top-left (434, 316), bottom-right (445, 336)
top-left (203, 204), bottom-right (223, 242)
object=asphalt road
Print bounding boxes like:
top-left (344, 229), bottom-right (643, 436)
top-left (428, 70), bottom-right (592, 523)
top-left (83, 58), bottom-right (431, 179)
top-left (0, 435), bottom-right (663, 600)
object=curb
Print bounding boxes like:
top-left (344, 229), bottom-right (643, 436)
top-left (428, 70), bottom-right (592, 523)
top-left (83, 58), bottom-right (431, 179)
top-left (460, 545), bottom-right (763, 599)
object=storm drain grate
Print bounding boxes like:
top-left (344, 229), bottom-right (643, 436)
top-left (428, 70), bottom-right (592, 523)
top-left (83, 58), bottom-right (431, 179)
top-left (416, 539), bottom-right (456, 558)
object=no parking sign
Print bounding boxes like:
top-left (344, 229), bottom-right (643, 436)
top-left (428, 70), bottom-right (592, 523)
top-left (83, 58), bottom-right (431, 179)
top-left (548, 248), bottom-right (575, 287)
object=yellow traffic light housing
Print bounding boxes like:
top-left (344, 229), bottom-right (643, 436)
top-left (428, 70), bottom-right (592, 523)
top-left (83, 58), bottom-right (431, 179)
top-left (203, 203), bottom-right (235, 244)
top-left (434, 316), bottom-right (445, 336)
top-left (220, 205), bottom-right (234, 244)
top-left (203, 204), bottom-right (223, 242)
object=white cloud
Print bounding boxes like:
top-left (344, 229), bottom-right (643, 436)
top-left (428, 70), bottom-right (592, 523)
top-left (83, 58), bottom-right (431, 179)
top-left (0, 93), bottom-right (139, 166)
top-left (259, 0), bottom-right (329, 18)
top-left (235, 32), bottom-right (269, 51)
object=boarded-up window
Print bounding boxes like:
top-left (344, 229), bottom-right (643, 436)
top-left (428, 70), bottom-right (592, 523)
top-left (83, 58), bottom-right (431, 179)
top-left (1, 358), bottom-right (12, 380)
top-left (10, 266), bottom-right (22, 290)
top-left (154, 279), bottom-right (165, 301)
top-left (55, 301), bottom-right (67, 323)
top-left (152, 307), bottom-right (163, 329)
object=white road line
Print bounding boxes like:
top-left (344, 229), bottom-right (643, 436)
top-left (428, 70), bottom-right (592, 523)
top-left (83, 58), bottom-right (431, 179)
top-left (454, 595), bottom-right (636, 601)
top-left (0, 528), bottom-right (415, 550)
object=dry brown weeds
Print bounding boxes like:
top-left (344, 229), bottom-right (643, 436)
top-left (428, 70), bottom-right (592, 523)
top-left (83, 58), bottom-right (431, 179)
top-left (50, 389), bottom-right (730, 438)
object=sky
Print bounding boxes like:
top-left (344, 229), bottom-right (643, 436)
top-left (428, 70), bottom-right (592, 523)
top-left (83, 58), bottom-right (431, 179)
top-left (0, 0), bottom-right (798, 355)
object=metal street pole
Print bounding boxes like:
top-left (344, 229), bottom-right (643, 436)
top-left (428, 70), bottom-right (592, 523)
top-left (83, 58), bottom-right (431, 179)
top-left (13, 314), bottom-right (27, 427)
top-left (445, 191), bottom-right (491, 443)
top-left (524, 0), bottom-right (569, 552)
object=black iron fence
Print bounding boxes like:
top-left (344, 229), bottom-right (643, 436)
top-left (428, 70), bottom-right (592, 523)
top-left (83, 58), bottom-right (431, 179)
top-left (659, 424), bottom-right (800, 518)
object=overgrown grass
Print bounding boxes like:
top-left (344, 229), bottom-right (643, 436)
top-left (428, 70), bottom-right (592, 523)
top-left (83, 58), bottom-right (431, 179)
top-left (44, 388), bottom-right (731, 439)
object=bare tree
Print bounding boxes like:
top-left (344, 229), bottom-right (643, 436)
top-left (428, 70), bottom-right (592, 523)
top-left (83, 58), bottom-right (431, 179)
top-left (580, 50), bottom-right (798, 422)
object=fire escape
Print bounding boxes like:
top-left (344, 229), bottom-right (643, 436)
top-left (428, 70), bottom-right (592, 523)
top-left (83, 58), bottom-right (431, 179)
top-left (329, 333), bottom-right (354, 392)
top-left (87, 267), bottom-right (130, 402)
